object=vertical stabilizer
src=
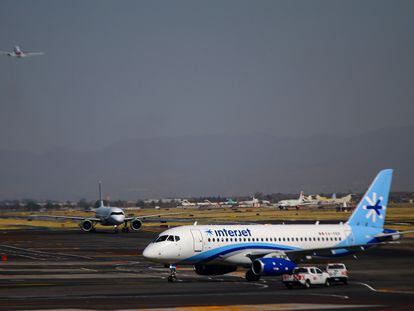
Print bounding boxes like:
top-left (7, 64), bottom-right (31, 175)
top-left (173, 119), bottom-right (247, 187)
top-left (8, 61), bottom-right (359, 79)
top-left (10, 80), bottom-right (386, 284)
top-left (299, 191), bottom-right (305, 201)
top-left (98, 181), bottom-right (104, 207)
top-left (346, 169), bottom-right (393, 228)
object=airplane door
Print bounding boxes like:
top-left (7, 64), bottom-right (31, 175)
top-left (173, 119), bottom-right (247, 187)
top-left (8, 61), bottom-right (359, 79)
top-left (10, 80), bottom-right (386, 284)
top-left (190, 230), bottom-right (203, 252)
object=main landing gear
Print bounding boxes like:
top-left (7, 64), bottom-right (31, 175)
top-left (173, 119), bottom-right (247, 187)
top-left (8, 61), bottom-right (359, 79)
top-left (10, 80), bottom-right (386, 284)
top-left (168, 264), bottom-right (177, 282)
top-left (121, 221), bottom-right (130, 233)
top-left (245, 269), bottom-right (261, 282)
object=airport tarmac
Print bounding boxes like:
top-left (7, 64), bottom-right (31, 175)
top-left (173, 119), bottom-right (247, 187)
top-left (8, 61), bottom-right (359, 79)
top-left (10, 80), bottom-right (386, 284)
top-left (0, 229), bottom-right (413, 310)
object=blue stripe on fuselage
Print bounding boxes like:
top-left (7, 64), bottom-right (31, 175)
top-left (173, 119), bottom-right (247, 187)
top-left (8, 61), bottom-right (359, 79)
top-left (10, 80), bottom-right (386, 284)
top-left (180, 243), bottom-right (299, 264)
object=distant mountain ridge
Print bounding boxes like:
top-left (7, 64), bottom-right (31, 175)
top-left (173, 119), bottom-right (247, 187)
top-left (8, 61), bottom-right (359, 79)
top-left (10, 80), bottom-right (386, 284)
top-left (0, 126), bottom-right (413, 200)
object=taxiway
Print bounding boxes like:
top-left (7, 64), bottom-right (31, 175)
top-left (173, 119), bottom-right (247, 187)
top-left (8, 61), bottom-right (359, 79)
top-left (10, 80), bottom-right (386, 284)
top-left (0, 229), bottom-right (413, 310)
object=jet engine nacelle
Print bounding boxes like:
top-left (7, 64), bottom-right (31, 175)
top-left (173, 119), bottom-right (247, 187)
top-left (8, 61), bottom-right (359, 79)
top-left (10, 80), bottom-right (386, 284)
top-left (130, 218), bottom-right (143, 231)
top-left (80, 219), bottom-right (95, 232)
top-left (194, 264), bottom-right (237, 276)
top-left (252, 258), bottom-right (296, 276)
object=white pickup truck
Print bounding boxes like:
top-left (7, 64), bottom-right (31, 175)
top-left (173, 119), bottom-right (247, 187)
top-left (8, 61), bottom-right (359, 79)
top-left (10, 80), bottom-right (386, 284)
top-left (282, 266), bottom-right (331, 289)
top-left (326, 263), bottom-right (348, 284)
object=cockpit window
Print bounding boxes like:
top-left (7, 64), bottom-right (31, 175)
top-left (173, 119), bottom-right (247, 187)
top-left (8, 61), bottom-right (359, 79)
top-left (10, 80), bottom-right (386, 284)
top-left (110, 212), bottom-right (124, 215)
top-left (155, 235), bottom-right (169, 242)
top-left (154, 235), bottom-right (180, 243)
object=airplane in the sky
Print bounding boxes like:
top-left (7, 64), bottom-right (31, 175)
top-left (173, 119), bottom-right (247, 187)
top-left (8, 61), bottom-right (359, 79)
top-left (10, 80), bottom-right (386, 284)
top-left (0, 45), bottom-right (44, 58)
top-left (143, 169), bottom-right (413, 282)
top-left (277, 191), bottom-right (306, 209)
top-left (34, 182), bottom-right (177, 233)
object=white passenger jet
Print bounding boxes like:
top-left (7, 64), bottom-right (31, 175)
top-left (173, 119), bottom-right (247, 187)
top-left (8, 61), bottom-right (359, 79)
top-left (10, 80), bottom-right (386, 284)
top-left (277, 191), bottom-right (306, 209)
top-left (196, 200), bottom-right (219, 208)
top-left (317, 193), bottom-right (353, 206)
top-left (238, 197), bottom-right (260, 208)
top-left (0, 46), bottom-right (44, 58)
top-left (143, 169), bottom-right (412, 282)
top-left (34, 182), bottom-right (176, 233)
top-left (177, 199), bottom-right (197, 208)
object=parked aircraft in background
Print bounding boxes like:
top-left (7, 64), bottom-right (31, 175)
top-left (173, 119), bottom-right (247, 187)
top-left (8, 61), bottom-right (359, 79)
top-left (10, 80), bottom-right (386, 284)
top-left (143, 169), bottom-right (413, 282)
top-left (0, 45), bottom-right (44, 58)
top-left (317, 194), bottom-right (352, 206)
top-left (177, 199), bottom-right (197, 208)
top-left (238, 197), bottom-right (261, 208)
top-left (196, 200), bottom-right (219, 208)
top-left (304, 195), bottom-right (321, 206)
top-left (277, 191), bottom-right (305, 209)
top-left (33, 182), bottom-right (176, 232)
top-left (261, 200), bottom-right (271, 206)
top-left (220, 198), bottom-right (238, 206)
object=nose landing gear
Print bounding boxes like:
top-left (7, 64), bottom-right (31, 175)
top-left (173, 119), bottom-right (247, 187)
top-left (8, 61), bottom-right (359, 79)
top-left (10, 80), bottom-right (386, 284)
top-left (167, 264), bottom-right (177, 282)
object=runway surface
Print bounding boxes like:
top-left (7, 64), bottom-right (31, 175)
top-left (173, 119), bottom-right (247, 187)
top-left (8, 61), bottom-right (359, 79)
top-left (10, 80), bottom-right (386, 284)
top-left (0, 229), bottom-right (413, 310)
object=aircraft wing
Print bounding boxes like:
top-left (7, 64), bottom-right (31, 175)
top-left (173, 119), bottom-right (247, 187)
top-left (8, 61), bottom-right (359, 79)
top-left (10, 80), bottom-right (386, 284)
top-left (25, 52), bottom-right (44, 56)
top-left (374, 230), bottom-right (414, 239)
top-left (30, 215), bottom-right (99, 221)
top-left (124, 212), bottom-right (185, 221)
top-left (284, 241), bottom-right (400, 261)
top-left (245, 241), bottom-right (399, 262)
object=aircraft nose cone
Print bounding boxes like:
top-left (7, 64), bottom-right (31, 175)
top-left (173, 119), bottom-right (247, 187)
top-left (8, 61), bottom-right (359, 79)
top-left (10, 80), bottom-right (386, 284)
top-left (143, 245), bottom-right (157, 260)
top-left (112, 214), bottom-right (125, 224)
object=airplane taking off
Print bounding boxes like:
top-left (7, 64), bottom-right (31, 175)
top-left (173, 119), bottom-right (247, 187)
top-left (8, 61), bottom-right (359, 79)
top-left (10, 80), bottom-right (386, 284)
top-left (34, 182), bottom-right (176, 232)
top-left (143, 169), bottom-right (413, 282)
top-left (0, 46), bottom-right (44, 58)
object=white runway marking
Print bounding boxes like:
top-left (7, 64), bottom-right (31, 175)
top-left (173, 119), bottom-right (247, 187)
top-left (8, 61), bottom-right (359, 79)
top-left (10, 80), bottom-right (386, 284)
top-left (80, 268), bottom-right (98, 272)
top-left (307, 293), bottom-right (349, 299)
top-left (353, 282), bottom-right (414, 295)
top-left (243, 279), bottom-right (269, 289)
top-left (354, 282), bottom-right (378, 292)
top-left (0, 244), bottom-right (92, 260)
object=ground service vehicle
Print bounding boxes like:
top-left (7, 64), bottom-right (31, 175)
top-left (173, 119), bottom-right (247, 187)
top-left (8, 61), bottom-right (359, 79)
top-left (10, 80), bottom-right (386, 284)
top-left (282, 267), bottom-right (331, 289)
top-left (326, 263), bottom-right (348, 284)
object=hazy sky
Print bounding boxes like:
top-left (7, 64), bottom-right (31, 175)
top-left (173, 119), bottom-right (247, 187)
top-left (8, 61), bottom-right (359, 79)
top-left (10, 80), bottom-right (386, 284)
top-left (0, 0), bottom-right (413, 153)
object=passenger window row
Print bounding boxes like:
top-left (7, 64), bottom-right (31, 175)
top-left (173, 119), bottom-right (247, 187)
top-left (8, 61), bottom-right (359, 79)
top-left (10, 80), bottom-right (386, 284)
top-left (207, 236), bottom-right (342, 243)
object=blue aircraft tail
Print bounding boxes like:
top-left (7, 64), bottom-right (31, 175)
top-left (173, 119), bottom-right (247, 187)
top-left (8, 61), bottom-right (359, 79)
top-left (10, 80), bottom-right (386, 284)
top-left (346, 169), bottom-right (393, 228)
